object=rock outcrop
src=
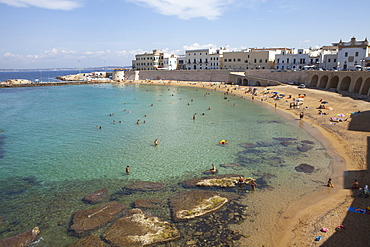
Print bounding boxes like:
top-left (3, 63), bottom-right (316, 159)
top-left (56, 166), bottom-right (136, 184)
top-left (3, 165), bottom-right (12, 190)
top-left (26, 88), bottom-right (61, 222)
top-left (83, 188), bottom-right (109, 204)
top-left (169, 190), bottom-right (228, 221)
top-left (69, 201), bottom-right (126, 237)
top-left (0, 227), bottom-right (40, 246)
top-left (196, 175), bottom-right (253, 188)
top-left (102, 208), bottom-right (180, 246)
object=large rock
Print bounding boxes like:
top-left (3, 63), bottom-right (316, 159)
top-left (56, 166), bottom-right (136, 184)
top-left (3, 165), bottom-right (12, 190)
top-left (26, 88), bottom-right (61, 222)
top-left (83, 188), bottom-right (109, 204)
top-left (102, 208), bottom-right (180, 246)
top-left (71, 235), bottom-right (107, 247)
top-left (124, 181), bottom-right (166, 192)
top-left (179, 174), bottom-right (245, 188)
top-left (196, 175), bottom-right (254, 188)
top-left (295, 163), bottom-right (315, 173)
top-left (0, 227), bottom-right (40, 246)
top-left (69, 201), bottom-right (126, 237)
top-left (169, 190), bottom-right (228, 221)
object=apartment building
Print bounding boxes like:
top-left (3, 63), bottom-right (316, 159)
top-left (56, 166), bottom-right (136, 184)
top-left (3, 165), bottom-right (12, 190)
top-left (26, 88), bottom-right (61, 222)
top-left (185, 47), bottom-right (226, 70)
top-left (275, 48), bottom-right (310, 70)
top-left (223, 49), bottom-right (282, 70)
top-left (132, 49), bottom-right (177, 70)
top-left (333, 37), bottom-right (370, 70)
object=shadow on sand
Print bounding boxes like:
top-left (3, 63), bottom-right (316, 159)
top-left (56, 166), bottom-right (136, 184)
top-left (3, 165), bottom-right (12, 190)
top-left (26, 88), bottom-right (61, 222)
top-left (321, 112), bottom-right (370, 246)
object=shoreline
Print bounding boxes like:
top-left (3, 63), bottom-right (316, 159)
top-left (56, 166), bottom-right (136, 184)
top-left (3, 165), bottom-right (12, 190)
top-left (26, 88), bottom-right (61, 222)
top-left (123, 80), bottom-right (369, 246)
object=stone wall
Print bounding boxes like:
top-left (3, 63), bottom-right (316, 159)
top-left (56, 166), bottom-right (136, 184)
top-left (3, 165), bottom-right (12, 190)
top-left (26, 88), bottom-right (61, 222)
top-left (124, 70), bottom-right (230, 82)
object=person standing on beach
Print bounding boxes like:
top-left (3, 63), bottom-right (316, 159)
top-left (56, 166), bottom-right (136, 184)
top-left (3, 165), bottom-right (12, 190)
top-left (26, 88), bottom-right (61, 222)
top-left (251, 180), bottom-right (257, 191)
top-left (300, 112), bottom-right (304, 119)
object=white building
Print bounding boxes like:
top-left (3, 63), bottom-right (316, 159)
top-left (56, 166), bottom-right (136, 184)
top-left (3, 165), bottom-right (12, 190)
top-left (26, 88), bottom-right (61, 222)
top-left (185, 47), bottom-right (227, 70)
top-left (162, 55), bottom-right (178, 70)
top-left (275, 49), bottom-right (310, 70)
top-left (318, 46), bottom-right (338, 70)
top-left (333, 37), bottom-right (370, 70)
top-left (132, 50), bottom-right (177, 70)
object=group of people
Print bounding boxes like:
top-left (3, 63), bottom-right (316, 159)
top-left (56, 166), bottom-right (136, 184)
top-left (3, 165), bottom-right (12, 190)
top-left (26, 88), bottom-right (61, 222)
top-left (352, 179), bottom-right (369, 198)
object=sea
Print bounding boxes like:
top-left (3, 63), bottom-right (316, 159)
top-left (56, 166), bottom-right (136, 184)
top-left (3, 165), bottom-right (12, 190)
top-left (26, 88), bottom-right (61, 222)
top-left (0, 70), bottom-right (332, 246)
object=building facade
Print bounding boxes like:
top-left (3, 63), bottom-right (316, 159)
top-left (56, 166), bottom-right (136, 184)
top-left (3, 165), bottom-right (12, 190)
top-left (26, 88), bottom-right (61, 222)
top-left (333, 37), bottom-right (370, 70)
top-left (223, 49), bottom-right (282, 70)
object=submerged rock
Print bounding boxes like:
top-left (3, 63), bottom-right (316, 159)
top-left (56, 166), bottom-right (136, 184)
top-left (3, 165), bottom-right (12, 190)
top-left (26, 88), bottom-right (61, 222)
top-left (83, 188), bottom-right (109, 204)
top-left (124, 181), bottom-right (166, 192)
top-left (102, 208), bottom-right (180, 246)
top-left (134, 199), bottom-right (161, 209)
top-left (0, 227), bottom-right (40, 246)
top-left (219, 163), bottom-right (243, 170)
top-left (71, 235), bottom-right (107, 247)
top-left (297, 143), bottom-right (314, 152)
top-left (169, 190), bottom-right (228, 221)
top-left (301, 140), bottom-right (315, 145)
top-left (273, 137), bottom-right (298, 142)
top-left (69, 201), bottom-right (126, 237)
top-left (295, 163), bottom-right (315, 173)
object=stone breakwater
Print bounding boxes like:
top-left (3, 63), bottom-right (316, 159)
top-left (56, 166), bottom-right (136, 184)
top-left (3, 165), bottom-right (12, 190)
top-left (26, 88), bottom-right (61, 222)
top-left (0, 80), bottom-right (112, 88)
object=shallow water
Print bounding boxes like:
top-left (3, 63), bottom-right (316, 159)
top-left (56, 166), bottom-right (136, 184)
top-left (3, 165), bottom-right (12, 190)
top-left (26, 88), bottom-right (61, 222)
top-left (0, 83), bottom-right (331, 246)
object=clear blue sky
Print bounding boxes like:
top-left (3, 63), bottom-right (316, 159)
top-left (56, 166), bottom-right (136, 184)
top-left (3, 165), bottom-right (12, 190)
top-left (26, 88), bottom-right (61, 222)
top-left (0, 0), bottom-right (368, 69)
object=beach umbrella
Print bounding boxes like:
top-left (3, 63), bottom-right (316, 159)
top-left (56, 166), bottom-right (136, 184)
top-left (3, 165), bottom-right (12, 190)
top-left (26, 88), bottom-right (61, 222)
top-left (279, 94), bottom-right (285, 96)
top-left (337, 114), bottom-right (345, 117)
top-left (295, 98), bottom-right (304, 101)
top-left (273, 92), bottom-right (278, 94)
top-left (322, 101), bottom-right (329, 104)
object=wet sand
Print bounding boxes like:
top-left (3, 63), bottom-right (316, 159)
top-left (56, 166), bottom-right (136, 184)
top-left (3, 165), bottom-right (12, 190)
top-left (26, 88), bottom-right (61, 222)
top-left (121, 80), bottom-right (370, 246)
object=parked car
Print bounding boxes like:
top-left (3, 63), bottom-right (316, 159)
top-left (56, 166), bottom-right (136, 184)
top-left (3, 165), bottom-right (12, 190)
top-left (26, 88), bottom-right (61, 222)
top-left (298, 84), bottom-right (306, 88)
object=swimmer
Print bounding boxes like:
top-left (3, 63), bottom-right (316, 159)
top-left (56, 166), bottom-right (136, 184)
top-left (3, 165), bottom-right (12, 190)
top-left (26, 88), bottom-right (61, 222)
top-left (154, 139), bottom-right (158, 146)
top-left (238, 176), bottom-right (245, 187)
top-left (136, 119), bottom-right (140, 124)
top-left (210, 164), bottom-right (217, 174)
top-left (126, 166), bottom-right (130, 174)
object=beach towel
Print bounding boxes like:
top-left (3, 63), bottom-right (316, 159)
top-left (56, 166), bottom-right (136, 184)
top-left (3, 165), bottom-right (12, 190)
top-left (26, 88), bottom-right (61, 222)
top-left (348, 207), bottom-right (368, 214)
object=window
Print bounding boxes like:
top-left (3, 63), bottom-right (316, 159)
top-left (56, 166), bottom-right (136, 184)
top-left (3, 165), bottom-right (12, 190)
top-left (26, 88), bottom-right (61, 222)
top-left (254, 59), bottom-right (257, 63)
top-left (228, 59), bottom-right (232, 62)
top-left (293, 59), bottom-right (296, 64)
top-left (345, 52), bottom-right (348, 57)
top-left (233, 59), bottom-right (236, 62)
top-left (200, 59), bottom-right (202, 63)
top-left (287, 58), bottom-right (290, 63)
top-left (355, 52), bottom-right (359, 57)
top-left (328, 59), bottom-right (331, 62)
top-left (259, 59), bottom-right (262, 63)
top-left (334, 59), bottom-right (337, 62)
top-left (265, 59), bottom-right (268, 63)
top-left (224, 59), bottom-right (227, 62)
top-left (237, 58), bottom-right (241, 62)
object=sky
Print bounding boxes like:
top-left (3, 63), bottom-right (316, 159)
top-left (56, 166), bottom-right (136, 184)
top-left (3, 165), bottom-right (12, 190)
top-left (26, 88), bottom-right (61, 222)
top-left (0, 0), bottom-right (369, 69)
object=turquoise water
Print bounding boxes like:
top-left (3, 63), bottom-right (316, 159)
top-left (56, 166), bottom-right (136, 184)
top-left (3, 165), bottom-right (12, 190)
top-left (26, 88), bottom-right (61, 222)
top-left (0, 83), bottom-right (331, 245)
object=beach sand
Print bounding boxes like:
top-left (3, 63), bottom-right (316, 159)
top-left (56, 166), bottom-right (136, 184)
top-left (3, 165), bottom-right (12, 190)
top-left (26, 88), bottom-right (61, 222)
top-left (121, 80), bottom-right (370, 246)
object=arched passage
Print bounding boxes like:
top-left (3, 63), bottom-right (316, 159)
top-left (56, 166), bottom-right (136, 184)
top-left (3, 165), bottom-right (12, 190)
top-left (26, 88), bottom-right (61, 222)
top-left (361, 78), bottom-right (370, 96)
top-left (237, 78), bottom-right (242, 85)
top-left (353, 78), bottom-right (362, 93)
top-left (243, 79), bottom-right (249, 85)
top-left (339, 76), bottom-right (351, 91)
top-left (319, 75), bottom-right (328, 88)
top-left (255, 81), bottom-right (262, 86)
top-left (328, 76), bottom-right (339, 89)
top-left (310, 75), bottom-right (319, 87)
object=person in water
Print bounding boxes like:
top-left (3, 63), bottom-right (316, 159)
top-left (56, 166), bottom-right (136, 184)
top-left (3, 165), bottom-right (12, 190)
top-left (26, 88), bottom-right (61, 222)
top-left (126, 166), bottom-right (130, 174)
top-left (210, 164), bottom-right (217, 174)
top-left (154, 139), bottom-right (158, 146)
top-left (251, 180), bottom-right (257, 191)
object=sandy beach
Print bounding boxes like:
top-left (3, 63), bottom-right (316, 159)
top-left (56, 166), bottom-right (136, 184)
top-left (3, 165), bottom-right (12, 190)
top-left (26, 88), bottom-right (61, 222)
top-left (123, 80), bottom-right (370, 246)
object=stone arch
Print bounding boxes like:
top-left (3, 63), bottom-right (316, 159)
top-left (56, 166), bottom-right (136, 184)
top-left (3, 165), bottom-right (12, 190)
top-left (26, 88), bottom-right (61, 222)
top-left (243, 79), bottom-right (249, 85)
top-left (328, 76), bottom-right (339, 89)
top-left (255, 81), bottom-right (262, 86)
top-left (237, 78), bottom-right (242, 85)
top-left (318, 75), bottom-right (328, 88)
top-left (339, 76), bottom-right (351, 91)
top-left (310, 75), bottom-right (319, 87)
top-left (360, 78), bottom-right (370, 96)
top-left (353, 77), bottom-right (362, 93)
